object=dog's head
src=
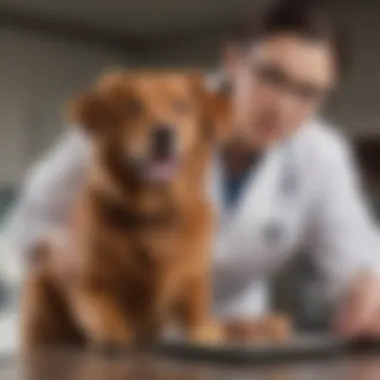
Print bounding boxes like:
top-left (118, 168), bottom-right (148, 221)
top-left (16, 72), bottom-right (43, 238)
top-left (71, 71), bottom-right (230, 188)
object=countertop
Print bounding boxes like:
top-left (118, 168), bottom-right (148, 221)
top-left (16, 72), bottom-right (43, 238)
top-left (2, 348), bottom-right (380, 380)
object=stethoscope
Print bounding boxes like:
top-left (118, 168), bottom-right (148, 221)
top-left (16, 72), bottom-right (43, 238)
top-left (263, 140), bottom-right (299, 246)
top-left (215, 139), bottom-right (299, 247)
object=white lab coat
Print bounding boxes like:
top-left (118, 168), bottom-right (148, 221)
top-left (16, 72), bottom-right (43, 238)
top-left (3, 119), bottom-right (380, 319)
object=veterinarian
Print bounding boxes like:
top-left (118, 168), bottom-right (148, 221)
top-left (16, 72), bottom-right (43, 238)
top-left (6, 0), bottom-right (380, 338)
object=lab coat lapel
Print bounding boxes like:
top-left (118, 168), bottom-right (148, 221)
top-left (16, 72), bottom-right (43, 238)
top-left (234, 147), bottom-right (280, 225)
top-left (211, 147), bottom-right (281, 233)
top-left (210, 145), bottom-right (283, 285)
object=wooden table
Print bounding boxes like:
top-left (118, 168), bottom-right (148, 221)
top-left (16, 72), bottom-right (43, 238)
top-left (2, 349), bottom-right (380, 380)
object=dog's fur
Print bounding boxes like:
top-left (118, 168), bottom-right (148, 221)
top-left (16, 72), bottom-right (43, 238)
top-left (21, 71), bottom-right (230, 349)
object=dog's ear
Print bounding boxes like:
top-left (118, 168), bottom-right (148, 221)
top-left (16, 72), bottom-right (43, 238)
top-left (188, 73), bottom-right (232, 142)
top-left (96, 69), bottom-right (127, 92)
top-left (69, 71), bottom-right (128, 134)
top-left (69, 90), bottom-right (111, 134)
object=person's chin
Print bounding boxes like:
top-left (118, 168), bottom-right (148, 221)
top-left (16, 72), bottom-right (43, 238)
top-left (249, 134), bottom-right (280, 150)
top-left (255, 124), bottom-right (286, 148)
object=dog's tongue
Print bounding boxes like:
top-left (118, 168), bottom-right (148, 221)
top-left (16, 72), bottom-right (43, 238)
top-left (146, 159), bottom-right (178, 182)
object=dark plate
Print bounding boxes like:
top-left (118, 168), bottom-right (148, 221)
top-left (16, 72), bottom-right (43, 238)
top-left (156, 336), bottom-right (380, 364)
top-left (155, 335), bottom-right (348, 364)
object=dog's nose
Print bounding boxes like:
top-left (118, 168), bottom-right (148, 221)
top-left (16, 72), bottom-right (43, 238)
top-left (151, 124), bottom-right (174, 159)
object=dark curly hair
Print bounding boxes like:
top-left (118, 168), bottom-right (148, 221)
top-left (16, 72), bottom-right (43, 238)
top-left (229, 0), bottom-right (351, 77)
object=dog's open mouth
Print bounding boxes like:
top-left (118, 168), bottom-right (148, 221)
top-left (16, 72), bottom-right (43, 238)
top-left (145, 158), bottom-right (179, 183)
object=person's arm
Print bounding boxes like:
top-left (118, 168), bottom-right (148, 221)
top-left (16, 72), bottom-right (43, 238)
top-left (4, 129), bottom-right (91, 257)
top-left (306, 136), bottom-right (380, 335)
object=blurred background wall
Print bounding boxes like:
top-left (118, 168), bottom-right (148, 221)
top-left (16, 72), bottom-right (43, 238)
top-left (0, 29), bottom-right (130, 185)
top-left (0, 1), bottom-right (380, 190)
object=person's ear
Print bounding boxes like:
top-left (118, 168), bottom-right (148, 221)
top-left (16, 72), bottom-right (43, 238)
top-left (187, 73), bottom-right (232, 141)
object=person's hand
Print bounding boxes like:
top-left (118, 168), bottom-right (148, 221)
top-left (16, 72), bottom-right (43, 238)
top-left (224, 314), bottom-right (292, 343)
top-left (334, 272), bottom-right (380, 338)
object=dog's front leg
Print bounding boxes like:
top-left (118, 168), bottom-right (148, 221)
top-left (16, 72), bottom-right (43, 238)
top-left (70, 286), bottom-right (132, 349)
top-left (178, 274), bottom-right (223, 344)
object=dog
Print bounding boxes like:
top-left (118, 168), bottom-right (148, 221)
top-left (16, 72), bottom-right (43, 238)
top-left (21, 71), bottom-right (231, 350)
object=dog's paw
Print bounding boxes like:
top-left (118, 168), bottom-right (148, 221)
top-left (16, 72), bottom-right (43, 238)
top-left (187, 322), bottom-right (224, 345)
top-left (87, 327), bottom-right (134, 357)
top-left (223, 314), bottom-right (292, 343)
top-left (258, 314), bottom-right (292, 342)
top-left (90, 340), bottom-right (131, 358)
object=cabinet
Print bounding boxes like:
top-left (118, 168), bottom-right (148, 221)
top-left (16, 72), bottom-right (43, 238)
top-left (355, 136), bottom-right (380, 218)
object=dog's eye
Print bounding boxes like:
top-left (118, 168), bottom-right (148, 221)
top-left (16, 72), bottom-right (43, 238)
top-left (126, 98), bottom-right (143, 115)
top-left (173, 99), bottom-right (191, 114)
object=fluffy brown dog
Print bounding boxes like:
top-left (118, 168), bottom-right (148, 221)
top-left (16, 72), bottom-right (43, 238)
top-left (21, 71), bottom-right (230, 350)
